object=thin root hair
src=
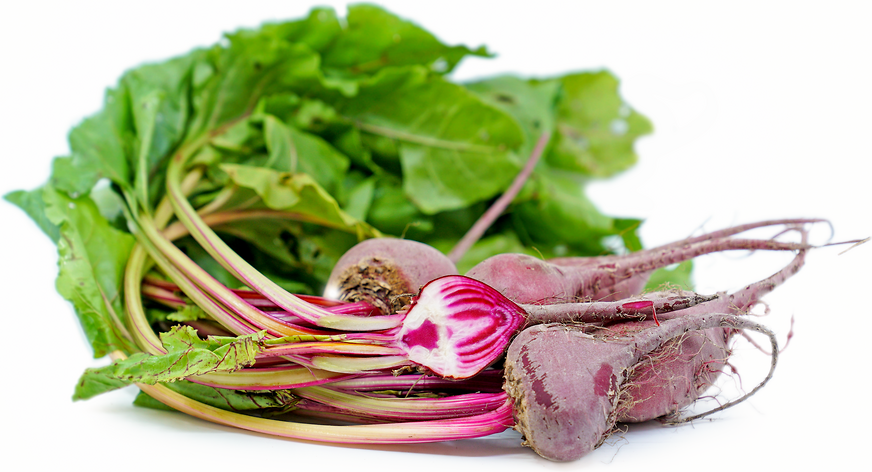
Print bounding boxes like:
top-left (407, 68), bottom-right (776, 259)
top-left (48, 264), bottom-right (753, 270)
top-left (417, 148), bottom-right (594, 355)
top-left (663, 318), bottom-right (778, 425)
top-left (837, 236), bottom-right (870, 255)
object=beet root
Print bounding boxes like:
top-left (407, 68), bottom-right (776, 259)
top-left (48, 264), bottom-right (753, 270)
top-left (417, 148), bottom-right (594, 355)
top-left (608, 320), bottom-right (731, 422)
top-left (504, 324), bottom-right (630, 461)
top-left (504, 315), bottom-right (777, 461)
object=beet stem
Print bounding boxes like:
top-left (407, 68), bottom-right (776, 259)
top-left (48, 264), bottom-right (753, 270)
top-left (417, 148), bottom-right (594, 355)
top-left (646, 219), bottom-right (830, 252)
top-left (658, 229), bottom-right (810, 323)
top-left (448, 132), bottom-right (551, 263)
top-left (521, 291), bottom-right (717, 325)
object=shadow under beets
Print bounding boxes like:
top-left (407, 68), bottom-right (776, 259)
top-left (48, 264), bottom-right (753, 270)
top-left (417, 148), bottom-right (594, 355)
top-left (128, 405), bottom-right (534, 459)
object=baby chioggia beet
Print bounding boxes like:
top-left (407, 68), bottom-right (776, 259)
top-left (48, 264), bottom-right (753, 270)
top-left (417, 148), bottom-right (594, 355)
top-left (388, 242), bottom-right (790, 379)
top-left (504, 315), bottom-right (778, 462)
top-left (394, 276), bottom-right (526, 379)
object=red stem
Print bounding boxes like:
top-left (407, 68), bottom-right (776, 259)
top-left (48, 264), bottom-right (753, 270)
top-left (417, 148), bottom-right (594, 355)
top-left (448, 132), bottom-right (551, 263)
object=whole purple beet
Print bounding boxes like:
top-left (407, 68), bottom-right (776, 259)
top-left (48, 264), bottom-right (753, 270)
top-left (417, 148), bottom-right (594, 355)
top-left (503, 314), bottom-right (777, 461)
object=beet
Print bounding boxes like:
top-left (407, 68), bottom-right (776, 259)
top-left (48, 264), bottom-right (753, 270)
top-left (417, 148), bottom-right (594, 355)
top-left (504, 315), bottom-right (777, 461)
top-left (609, 320), bottom-right (731, 423)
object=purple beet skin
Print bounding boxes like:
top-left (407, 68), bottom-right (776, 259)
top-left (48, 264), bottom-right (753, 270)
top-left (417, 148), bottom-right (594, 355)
top-left (504, 314), bottom-right (777, 461)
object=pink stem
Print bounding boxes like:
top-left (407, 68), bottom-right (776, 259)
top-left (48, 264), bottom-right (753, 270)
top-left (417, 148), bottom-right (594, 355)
top-left (448, 132), bottom-right (551, 263)
top-left (522, 290), bottom-right (717, 325)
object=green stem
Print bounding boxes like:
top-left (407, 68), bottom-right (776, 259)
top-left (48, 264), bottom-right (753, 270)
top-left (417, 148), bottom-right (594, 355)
top-left (347, 119), bottom-right (500, 153)
top-left (293, 386), bottom-right (509, 421)
top-left (124, 243), bottom-right (351, 389)
top-left (164, 150), bottom-right (402, 331)
top-left (127, 163), bottom-right (332, 338)
top-left (193, 184), bottom-right (237, 216)
top-left (122, 351), bottom-right (513, 444)
top-left (138, 211), bottom-right (324, 337)
top-left (308, 355), bottom-right (411, 373)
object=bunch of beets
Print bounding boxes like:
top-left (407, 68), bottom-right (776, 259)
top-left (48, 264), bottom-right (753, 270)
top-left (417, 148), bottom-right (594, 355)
top-left (114, 141), bottom-right (823, 460)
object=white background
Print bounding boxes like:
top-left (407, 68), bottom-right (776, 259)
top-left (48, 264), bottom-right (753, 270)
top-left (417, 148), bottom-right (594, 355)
top-left (1, 1), bottom-right (869, 470)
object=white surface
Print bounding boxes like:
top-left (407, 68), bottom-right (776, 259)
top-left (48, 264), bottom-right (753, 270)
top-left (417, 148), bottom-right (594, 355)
top-left (1, 1), bottom-right (869, 470)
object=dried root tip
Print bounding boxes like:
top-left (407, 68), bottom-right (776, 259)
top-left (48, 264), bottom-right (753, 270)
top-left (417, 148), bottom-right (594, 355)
top-left (332, 258), bottom-right (411, 314)
top-left (324, 238), bottom-right (458, 315)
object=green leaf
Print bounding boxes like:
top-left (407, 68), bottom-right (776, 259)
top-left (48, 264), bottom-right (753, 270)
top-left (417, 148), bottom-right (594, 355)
top-left (166, 304), bottom-right (208, 322)
top-left (51, 85), bottom-right (133, 196)
top-left (256, 7), bottom-right (342, 53)
top-left (220, 163), bottom-right (380, 238)
top-left (322, 4), bottom-right (489, 75)
top-left (399, 142), bottom-right (519, 214)
top-left (513, 169), bottom-right (616, 254)
top-left (332, 127), bottom-right (384, 174)
top-left (645, 260), bottom-right (694, 291)
top-left (291, 230), bottom-right (360, 286)
top-left (73, 326), bottom-right (264, 400)
top-left (43, 186), bottom-right (136, 358)
top-left (134, 380), bottom-right (299, 413)
top-left (186, 33), bottom-right (323, 140)
top-left (159, 326), bottom-right (246, 352)
top-left (123, 53), bottom-right (199, 206)
top-left (339, 68), bottom-right (525, 213)
top-left (262, 114), bottom-right (350, 194)
top-left (208, 115), bottom-right (263, 157)
top-left (290, 98), bottom-right (341, 132)
top-left (465, 75), bottom-right (561, 156)
top-left (366, 180), bottom-right (433, 238)
top-left (341, 175), bottom-right (376, 221)
top-left (89, 185), bottom-right (128, 231)
top-left (261, 93), bottom-right (302, 122)
top-left (4, 188), bottom-right (60, 243)
top-left (548, 70), bottom-right (653, 177)
top-left (614, 218), bottom-right (644, 252)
